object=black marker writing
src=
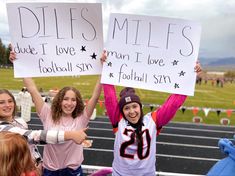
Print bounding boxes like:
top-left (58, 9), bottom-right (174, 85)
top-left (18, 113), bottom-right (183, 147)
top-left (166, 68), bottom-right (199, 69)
top-left (107, 50), bottom-right (130, 60)
top-left (17, 6), bottom-right (98, 40)
top-left (18, 6), bottom-right (40, 38)
top-left (111, 17), bottom-right (196, 56)
top-left (147, 56), bottom-right (165, 66)
top-left (166, 23), bottom-right (176, 50)
top-left (38, 58), bottom-right (73, 73)
top-left (76, 63), bottom-right (93, 72)
top-left (112, 18), bottom-right (128, 44)
top-left (37, 6), bottom-right (51, 38)
top-left (118, 64), bottom-right (147, 83)
top-left (180, 26), bottom-right (194, 56)
top-left (81, 8), bottom-right (97, 41)
top-left (55, 45), bottom-right (76, 56)
top-left (40, 43), bottom-right (47, 55)
top-left (14, 43), bottom-right (38, 55)
top-left (133, 19), bottom-right (141, 46)
top-left (148, 22), bottom-right (158, 48)
top-left (153, 74), bottom-right (171, 84)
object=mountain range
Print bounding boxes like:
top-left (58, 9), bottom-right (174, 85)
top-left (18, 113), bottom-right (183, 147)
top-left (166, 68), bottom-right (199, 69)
top-left (199, 57), bottom-right (235, 71)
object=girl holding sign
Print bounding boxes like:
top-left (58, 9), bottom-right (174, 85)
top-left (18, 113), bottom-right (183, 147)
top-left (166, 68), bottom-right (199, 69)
top-left (102, 63), bottom-right (201, 176)
top-left (0, 88), bottom-right (97, 175)
top-left (9, 50), bottom-right (106, 176)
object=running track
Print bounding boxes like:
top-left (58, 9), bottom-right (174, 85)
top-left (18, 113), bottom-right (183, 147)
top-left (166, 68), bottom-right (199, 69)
top-left (28, 113), bottom-right (235, 175)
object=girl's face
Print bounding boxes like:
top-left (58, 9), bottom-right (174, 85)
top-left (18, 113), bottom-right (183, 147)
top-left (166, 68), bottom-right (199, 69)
top-left (0, 93), bottom-right (14, 119)
top-left (123, 102), bottom-right (141, 124)
top-left (61, 90), bottom-right (77, 116)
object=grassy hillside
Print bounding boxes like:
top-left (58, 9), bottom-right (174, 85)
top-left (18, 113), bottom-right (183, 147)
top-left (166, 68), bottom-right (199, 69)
top-left (1, 68), bottom-right (235, 125)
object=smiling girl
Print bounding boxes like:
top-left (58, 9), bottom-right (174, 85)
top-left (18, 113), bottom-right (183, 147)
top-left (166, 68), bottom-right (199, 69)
top-left (0, 89), bottom-right (99, 176)
top-left (9, 50), bottom-right (106, 176)
top-left (102, 63), bottom-right (202, 176)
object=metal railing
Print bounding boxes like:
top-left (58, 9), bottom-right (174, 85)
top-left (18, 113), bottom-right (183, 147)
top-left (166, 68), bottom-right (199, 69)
top-left (82, 165), bottom-right (204, 176)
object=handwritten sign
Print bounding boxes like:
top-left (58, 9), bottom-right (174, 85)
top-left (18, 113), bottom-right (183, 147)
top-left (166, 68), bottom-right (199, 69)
top-left (6, 3), bottom-right (103, 78)
top-left (101, 13), bottom-right (201, 96)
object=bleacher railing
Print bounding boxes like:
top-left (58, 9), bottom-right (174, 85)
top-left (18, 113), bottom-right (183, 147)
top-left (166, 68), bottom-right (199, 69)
top-left (82, 165), bottom-right (204, 176)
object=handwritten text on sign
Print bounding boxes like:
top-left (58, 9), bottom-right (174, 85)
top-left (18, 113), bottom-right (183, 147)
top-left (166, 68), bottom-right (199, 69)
top-left (6, 3), bottom-right (103, 78)
top-left (101, 13), bottom-right (201, 96)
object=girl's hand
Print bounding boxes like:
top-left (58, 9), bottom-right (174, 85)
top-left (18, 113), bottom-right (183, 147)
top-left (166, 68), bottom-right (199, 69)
top-left (65, 128), bottom-right (88, 144)
top-left (9, 44), bottom-right (17, 63)
top-left (194, 60), bottom-right (202, 75)
top-left (9, 51), bottom-right (16, 63)
top-left (82, 139), bottom-right (93, 148)
top-left (100, 50), bottom-right (107, 64)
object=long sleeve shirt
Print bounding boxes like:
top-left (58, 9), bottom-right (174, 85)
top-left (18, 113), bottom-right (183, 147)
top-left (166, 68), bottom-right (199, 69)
top-left (0, 118), bottom-right (64, 144)
top-left (103, 84), bottom-right (187, 176)
top-left (103, 84), bottom-right (187, 129)
top-left (0, 117), bottom-right (65, 163)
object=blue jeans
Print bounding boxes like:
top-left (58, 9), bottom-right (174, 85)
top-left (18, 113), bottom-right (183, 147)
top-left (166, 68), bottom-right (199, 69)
top-left (43, 166), bottom-right (83, 176)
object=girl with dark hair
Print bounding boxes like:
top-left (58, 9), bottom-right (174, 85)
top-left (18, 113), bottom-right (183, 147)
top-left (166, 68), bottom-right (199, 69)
top-left (102, 63), bottom-right (202, 176)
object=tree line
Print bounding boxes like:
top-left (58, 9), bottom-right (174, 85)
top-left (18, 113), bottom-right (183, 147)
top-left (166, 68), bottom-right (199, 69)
top-left (0, 38), bottom-right (11, 65)
top-left (224, 71), bottom-right (235, 78)
top-left (1, 37), bottom-right (235, 79)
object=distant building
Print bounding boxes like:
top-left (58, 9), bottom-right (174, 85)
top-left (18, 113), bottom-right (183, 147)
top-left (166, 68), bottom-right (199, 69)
top-left (206, 71), bottom-right (225, 76)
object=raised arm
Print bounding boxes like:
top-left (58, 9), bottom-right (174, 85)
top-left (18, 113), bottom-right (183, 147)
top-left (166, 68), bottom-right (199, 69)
top-left (0, 124), bottom-right (87, 145)
top-left (86, 76), bottom-right (102, 118)
top-left (86, 51), bottom-right (106, 118)
top-left (156, 94), bottom-right (187, 129)
top-left (155, 61), bottom-right (202, 129)
top-left (103, 84), bottom-right (120, 126)
top-left (23, 78), bottom-right (44, 114)
top-left (9, 49), bottom-right (44, 114)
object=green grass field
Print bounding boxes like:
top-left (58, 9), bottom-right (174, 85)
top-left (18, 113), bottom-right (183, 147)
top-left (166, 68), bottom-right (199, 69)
top-left (1, 68), bottom-right (235, 125)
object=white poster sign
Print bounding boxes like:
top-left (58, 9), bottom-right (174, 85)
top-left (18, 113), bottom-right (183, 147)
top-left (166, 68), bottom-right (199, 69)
top-left (101, 13), bottom-right (201, 96)
top-left (7, 3), bottom-right (103, 78)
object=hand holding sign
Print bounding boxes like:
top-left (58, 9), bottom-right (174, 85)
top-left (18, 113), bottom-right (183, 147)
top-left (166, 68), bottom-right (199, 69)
top-left (6, 2), bottom-right (104, 78)
top-left (101, 13), bottom-right (201, 96)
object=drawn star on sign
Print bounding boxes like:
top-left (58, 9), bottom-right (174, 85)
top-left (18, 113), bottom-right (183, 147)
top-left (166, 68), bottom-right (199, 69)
top-left (81, 46), bottom-right (86, 52)
top-left (172, 60), bottom-right (179, 66)
top-left (109, 73), bottom-right (114, 78)
top-left (178, 71), bottom-right (186, 76)
top-left (90, 52), bottom-right (97, 59)
top-left (174, 83), bottom-right (180, 89)
top-left (107, 62), bottom-right (112, 67)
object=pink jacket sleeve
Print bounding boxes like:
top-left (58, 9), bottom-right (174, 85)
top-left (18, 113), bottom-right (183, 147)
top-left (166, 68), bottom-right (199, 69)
top-left (103, 84), bottom-right (186, 130)
top-left (155, 94), bottom-right (187, 129)
top-left (103, 84), bottom-right (120, 126)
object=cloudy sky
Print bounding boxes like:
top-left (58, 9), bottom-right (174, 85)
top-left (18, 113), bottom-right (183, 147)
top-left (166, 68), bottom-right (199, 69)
top-left (0, 0), bottom-right (235, 59)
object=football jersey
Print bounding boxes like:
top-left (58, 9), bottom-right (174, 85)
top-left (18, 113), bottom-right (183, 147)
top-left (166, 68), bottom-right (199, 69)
top-left (112, 112), bottom-right (157, 176)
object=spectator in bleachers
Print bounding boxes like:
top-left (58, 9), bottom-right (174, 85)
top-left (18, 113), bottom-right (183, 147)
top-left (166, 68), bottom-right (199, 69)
top-left (204, 77), bottom-right (208, 84)
top-left (211, 79), bottom-right (215, 86)
top-left (220, 78), bottom-right (224, 88)
top-left (196, 75), bottom-right (202, 85)
top-left (16, 87), bottom-right (32, 122)
top-left (216, 78), bottom-right (220, 87)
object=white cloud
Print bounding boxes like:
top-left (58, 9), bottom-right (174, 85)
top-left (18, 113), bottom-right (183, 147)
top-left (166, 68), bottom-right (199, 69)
top-left (0, 0), bottom-right (234, 58)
